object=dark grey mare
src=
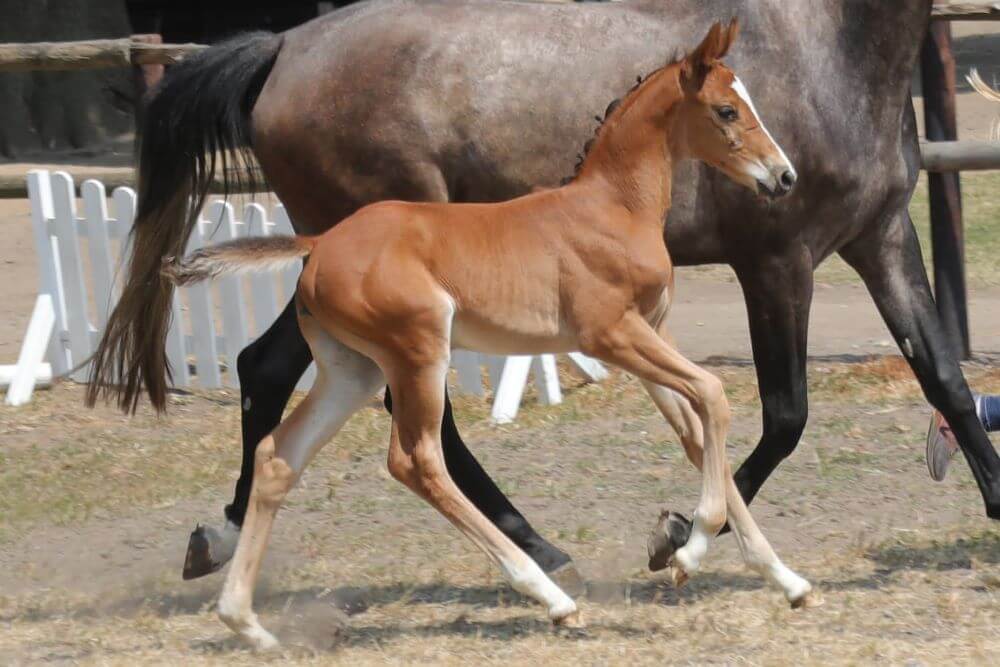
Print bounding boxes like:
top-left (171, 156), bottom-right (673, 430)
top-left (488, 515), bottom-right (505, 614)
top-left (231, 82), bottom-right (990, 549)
top-left (87, 0), bottom-right (1000, 583)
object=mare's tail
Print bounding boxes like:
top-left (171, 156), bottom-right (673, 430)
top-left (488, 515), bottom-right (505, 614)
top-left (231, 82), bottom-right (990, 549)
top-left (86, 31), bottom-right (283, 413)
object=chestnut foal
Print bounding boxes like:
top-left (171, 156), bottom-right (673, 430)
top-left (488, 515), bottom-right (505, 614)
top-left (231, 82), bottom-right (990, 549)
top-left (166, 20), bottom-right (814, 648)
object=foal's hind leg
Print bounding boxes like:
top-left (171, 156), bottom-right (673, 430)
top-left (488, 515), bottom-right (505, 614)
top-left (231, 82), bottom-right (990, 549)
top-left (638, 345), bottom-right (813, 606)
top-left (217, 320), bottom-right (384, 649)
top-left (382, 356), bottom-right (578, 624)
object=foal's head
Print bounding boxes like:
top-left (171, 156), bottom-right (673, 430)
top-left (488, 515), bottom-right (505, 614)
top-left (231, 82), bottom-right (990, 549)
top-left (675, 20), bottom-right (797, 199)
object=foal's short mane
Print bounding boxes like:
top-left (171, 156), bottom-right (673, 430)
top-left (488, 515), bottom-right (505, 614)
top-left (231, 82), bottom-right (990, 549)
top-left (561, 53), bottom-right (683, 186)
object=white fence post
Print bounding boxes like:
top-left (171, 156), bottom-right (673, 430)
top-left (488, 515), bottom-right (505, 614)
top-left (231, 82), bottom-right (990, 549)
top-left (25, 170), bottom-right (70, 377)
top-left (205, 201), bottom-right (249, 386)
top-left (48, 172), bottom-right (94, 381)
top-left (244, 202), bottom-right (280, 334)
top-left (4, 295), bottom-right (56, 406)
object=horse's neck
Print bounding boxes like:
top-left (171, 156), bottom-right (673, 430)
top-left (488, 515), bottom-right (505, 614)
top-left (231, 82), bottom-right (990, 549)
top-left (575, 74), bottom-right (680, 221)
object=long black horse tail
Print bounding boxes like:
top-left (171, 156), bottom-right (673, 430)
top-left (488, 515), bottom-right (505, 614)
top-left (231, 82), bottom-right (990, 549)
top-left (86, 32), bottom-right (283, 414)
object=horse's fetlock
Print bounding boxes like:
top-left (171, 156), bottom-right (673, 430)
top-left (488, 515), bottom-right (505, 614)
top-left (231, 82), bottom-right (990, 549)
top-left (695, 504), bottom-right (727, 536)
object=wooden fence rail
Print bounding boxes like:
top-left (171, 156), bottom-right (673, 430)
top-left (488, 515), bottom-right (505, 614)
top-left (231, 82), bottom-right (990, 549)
top-left (0, 38), bottom-right (204, 71)
top-left (3, 141), bottom-right (997, 199)
top-left (932, 3), bottom-right (1000, 20)
top-left (920, 140), bottom-right (1000, 171)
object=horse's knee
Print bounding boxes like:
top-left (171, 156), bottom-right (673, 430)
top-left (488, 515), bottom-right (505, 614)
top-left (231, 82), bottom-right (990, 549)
top-left (762, 398), bottom-right (808, 460)
top-left (691, 374), bottom-right (731, 431)
top-left (922, 357), bottom-right (975, 418)
top-left (238, 342), bottom-right (298, 397)
top-left (695, 501), bottom-right (727, 537)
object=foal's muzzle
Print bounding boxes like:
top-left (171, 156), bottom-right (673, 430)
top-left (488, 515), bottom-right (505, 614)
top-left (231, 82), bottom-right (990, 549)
top-left (757, 168), bottom-right (797, 199)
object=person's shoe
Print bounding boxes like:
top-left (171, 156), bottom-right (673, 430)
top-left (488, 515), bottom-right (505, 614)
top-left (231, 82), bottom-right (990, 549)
top-left (926, 410), bottom-right (960, 482)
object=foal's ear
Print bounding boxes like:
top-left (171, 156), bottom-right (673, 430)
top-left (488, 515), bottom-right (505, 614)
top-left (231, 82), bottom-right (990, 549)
top-left (681, 18), bottom-right (740, 92)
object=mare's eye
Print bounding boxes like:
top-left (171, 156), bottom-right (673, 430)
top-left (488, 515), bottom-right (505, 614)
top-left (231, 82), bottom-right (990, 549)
top-left (715, 105), bottom-right (738, 122)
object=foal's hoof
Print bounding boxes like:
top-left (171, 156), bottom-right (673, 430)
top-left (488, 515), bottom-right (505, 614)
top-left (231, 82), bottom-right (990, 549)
top-left (183, 523), bottom-right (237, 580)
top-left (790, 590), bottom-right (824, 610)
top-left (552, 609), bottom-right (584, 628)
top-left (647, 510), bottom-right (692, 572)
top-left (549, 561), bottom-right (586, 599)
top-left (665, 562), bottom-right (690, 588)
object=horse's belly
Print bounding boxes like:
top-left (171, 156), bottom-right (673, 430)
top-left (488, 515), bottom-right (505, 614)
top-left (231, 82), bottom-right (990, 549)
top-left (450, 313), bottom-right (576, 355)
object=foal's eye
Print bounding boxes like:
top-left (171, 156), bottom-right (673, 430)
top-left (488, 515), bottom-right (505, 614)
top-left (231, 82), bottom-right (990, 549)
top-left (715, 105), bottom-right (738, 122)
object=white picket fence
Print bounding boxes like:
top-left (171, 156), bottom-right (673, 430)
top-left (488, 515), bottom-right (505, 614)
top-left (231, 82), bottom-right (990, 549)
top-left (2, 170), bottom-right (606, 420)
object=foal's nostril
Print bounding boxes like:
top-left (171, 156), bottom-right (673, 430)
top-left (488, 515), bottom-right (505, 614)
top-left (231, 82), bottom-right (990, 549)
top-left (779, 169), bottom-right (797, 191)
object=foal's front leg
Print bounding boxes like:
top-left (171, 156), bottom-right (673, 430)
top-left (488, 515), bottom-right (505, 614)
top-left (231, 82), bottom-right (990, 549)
top-left (640, 325), bottom-right (814, 605)
top-left (582, 312), bottom-right (730, 577)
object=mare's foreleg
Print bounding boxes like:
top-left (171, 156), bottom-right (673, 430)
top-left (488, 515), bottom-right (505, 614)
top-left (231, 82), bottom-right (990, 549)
top-left (841, 209), bottom-right (1000, 518)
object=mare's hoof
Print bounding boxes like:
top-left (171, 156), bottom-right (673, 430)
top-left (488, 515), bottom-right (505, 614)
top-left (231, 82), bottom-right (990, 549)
top-left (790, 590), bottom-right (824, 610)
top-left (647, 510), bottom-right (691, 572)
top-left (183, 524), bottom-right (231, 580)
top-left (549, 561), bottom-right (586, 598)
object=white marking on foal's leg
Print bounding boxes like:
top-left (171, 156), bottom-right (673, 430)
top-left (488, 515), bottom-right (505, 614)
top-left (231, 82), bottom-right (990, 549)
top-left (497, 552), bottom-right (578, 621)
top-left (672, 515), bottom-right (713, 574)
top-left (730, 526), bottom-right (814, 605)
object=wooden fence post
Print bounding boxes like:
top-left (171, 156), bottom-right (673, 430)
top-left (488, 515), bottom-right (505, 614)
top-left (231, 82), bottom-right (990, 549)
top-left (920, 21), bottom-right (970, 360)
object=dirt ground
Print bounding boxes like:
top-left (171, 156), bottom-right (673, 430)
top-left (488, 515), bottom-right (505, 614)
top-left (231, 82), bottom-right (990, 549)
top-left (3, 13), bottom-right (1000, 667)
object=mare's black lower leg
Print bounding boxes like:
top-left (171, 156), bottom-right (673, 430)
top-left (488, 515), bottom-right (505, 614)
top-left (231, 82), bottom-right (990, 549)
top-left (729, 252), bottom-right (814, 505)
top-left (384, 388), bottom-right (573, 573)
top-left (842, 210), bottom-right (1000, 518)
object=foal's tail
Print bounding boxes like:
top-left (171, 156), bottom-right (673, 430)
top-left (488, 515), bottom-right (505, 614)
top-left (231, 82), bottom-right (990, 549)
top-left (162, 236), bottom-right (315, 286)
top-left (86, 31), bottom-right (282, 414)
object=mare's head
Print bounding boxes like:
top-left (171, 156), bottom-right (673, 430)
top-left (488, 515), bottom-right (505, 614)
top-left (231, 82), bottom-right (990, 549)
top-left (675, 19), bottom-right (796, 199)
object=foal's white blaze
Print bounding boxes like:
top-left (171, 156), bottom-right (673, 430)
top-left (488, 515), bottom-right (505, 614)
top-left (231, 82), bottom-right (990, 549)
top-left (732, 76), bottom-right (796, 179)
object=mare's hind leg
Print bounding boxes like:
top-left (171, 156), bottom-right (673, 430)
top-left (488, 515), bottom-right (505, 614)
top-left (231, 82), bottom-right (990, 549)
top-left (382, 354), bottom-right (578, 624)
top-left (217, 318), bottom-right (384, 649)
